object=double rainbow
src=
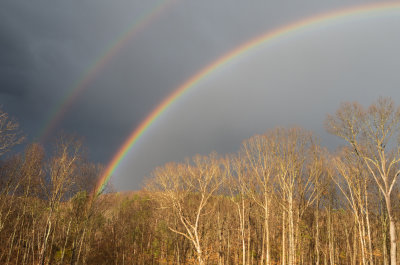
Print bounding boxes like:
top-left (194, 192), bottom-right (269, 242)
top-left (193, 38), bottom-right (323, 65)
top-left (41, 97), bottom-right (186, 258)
top-left (87, 2), bottom-right (400, 195)
top-left (38, 0), bottom-right (177, 141)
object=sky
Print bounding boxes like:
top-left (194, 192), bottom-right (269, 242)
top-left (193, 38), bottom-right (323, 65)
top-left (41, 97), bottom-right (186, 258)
top-left (1, 0), bottom-right (400, 190)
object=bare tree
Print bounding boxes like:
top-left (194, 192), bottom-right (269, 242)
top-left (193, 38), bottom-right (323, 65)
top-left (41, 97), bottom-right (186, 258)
top-left (240, 134), bottom-right (275, 265)
top-left (39, 135), bottom-right (82, 265)
top-left (225, 154), bottom-right (249, 265)
top-left (326, 97), bottom-right (400, 265)
top-left (332, 147), bottom-right (373, 265)
top-left (0, 108), bottom-right (24, 157)
top-left (267, 127), bottom-right (321, 265)
top-left (146, 153), bottom-right (225, 265)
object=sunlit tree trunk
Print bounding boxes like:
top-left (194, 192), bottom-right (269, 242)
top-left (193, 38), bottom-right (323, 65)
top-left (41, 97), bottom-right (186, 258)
top-left (315, 198), bottom-right (320, 265)
top-left (282, 210), bottom-right (286, 265)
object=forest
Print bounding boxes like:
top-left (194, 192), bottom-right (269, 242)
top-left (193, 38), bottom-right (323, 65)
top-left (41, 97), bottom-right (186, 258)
top-left (1, 97), bottom-right (400, 265)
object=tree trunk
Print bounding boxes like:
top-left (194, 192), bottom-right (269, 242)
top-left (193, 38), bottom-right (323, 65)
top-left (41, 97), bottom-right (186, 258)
top-left (388, 215), bottom-right (397, 265)
top-left (241, 198), bottom-right (246, 265)
top-left (288, 197), bottom-right (295, 265)
top-left (353, 223), bottom-right (357, 265)
top-left (327, 206), bottom-right (334, 265)
top-left (247, 204), bottom-right (251, 265)
top-left (385, 195), bottom-right (397, 265)
top-left (217, 211), bottom-right (223, 265)
top-left (364, 183), bottom-right (373, 265)
top-left (265, 200), bottom-right (270, 265)
top-left (315, 199), bottom-right (320, 265)
top-left (60, 219), bottom-right (72, 265)
top-left (381, 197), bottom-right (389, 265)
top-left (282, 210), bottom-right (286, 265)
top-left (39, 218), bottom-right (52, 265)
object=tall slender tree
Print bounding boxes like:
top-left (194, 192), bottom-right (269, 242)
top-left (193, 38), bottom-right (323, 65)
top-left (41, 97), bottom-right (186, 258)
top-left (326, 97), bottom-right (400, 265)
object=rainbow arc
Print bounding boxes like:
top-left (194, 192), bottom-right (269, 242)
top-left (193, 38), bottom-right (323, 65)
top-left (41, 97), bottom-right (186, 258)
top-left (74, 2), bottom-right (400, 195)
top-left (38, 0), bottom-right (176, 142)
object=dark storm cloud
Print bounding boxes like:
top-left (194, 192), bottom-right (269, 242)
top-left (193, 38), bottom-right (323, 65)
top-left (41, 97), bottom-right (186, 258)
top-left (0, 16), bottom-right (31, 98)
top-left (0, 0), bottom-right (139, 133)
top-left (0, 80), bottom-right (26, 98)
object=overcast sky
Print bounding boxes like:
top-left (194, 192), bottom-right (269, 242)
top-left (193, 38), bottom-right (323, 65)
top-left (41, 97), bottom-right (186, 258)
top-left (1, 0), bottom-right (400, 190)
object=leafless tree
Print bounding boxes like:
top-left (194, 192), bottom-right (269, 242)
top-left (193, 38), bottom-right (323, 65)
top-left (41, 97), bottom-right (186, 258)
top-left (332, 147), bottom-right (374, 265)
top-left (326, 97), bottom-right (400, 265)
top-left (267, 127), bottom-right (322, 265)
top-left (39, 135), bottom-right (82, 265)
top-left (240, 134), bottom-right (276, 265)
top-left (0, 108), bottom-right (24, 157)
top-left (225, 154), bottom-right (249, 265)
top-left (146, 153), bottom-right (225, 265)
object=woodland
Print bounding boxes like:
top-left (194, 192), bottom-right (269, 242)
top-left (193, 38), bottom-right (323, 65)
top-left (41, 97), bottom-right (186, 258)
top-left (1, 97), bottom-right (400, 265)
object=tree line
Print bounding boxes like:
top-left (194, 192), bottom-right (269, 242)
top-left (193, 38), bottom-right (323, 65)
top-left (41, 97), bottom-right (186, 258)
top-left (1, 97), bottom-right (400, 264)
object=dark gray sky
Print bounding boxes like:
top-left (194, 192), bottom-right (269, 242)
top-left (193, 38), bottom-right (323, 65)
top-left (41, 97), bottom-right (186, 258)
top-left (1, 0), bottom-right (400, 190)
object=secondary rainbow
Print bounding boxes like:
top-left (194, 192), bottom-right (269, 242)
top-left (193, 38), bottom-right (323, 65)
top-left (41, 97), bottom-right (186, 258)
top-left (94, 2), bottom-right (400, 195)
top-left (38, 0), bottom-right (177, 142)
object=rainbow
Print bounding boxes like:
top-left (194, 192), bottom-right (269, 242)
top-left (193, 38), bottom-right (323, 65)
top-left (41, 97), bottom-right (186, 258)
top-left (38, 0), bottom-right (177, 142)
top-left (94, 2), bottom-right (400, 195)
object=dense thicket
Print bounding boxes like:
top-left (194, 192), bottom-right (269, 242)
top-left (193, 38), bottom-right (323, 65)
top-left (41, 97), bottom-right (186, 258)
top-left (1, 98), bottom-right (400, 264)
